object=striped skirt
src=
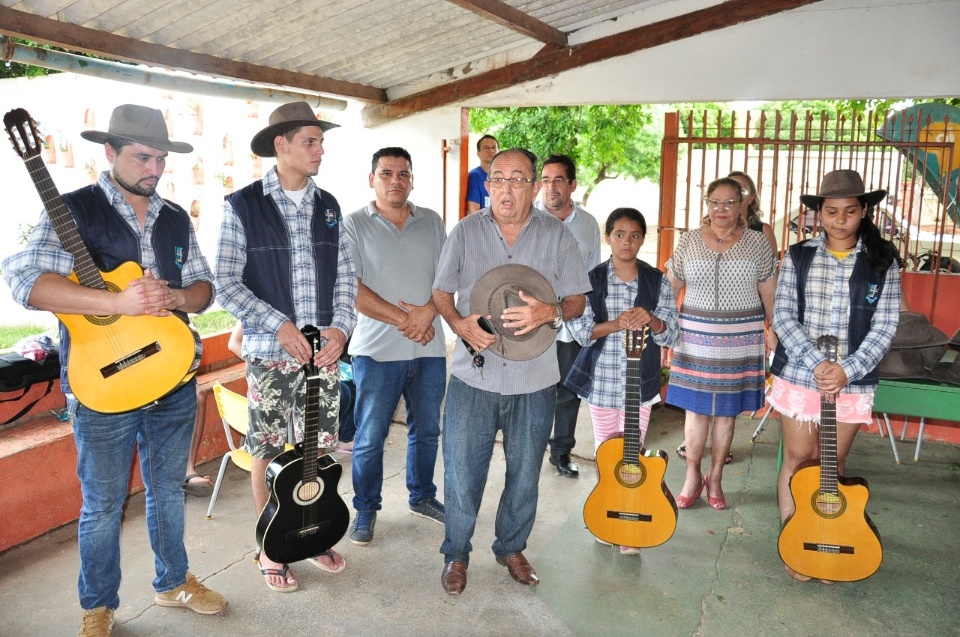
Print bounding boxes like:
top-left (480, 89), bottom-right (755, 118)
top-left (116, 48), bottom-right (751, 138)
top-left (665, 305), bottom-right (766, 417)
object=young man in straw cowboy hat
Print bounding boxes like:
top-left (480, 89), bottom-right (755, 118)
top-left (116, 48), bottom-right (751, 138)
top-left (214, 101), bottom-right (356, 592)
top-left (432, 147), bottom-right (590, 595)
top-left (3, 104), bottom-right (227, 636)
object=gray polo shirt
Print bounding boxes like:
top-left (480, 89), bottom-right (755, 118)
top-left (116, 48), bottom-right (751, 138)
top-left (345, 201), bottom-right (447, 361)
top-left (534, 200), bottom-right (601, 343)
top-left (433, 206), bottom-right (591, 395)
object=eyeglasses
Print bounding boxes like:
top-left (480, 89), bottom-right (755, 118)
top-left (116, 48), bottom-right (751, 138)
top-left (479, 145), bottom-right (498, 152)
top-left (541, 177), bottom-right (573, 187)
top-left (705, 198), bottom-right (740, 210)
top-left (487, 177), bottom-right (535, 190)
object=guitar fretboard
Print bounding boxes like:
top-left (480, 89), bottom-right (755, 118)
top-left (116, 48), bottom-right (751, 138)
top-left (24, 155), bottom-right (106, 290)
top-left (623, 326), bottom-right (649, 466)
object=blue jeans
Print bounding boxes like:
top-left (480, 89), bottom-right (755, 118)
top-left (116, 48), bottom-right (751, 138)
top-left (351, 356), bottom-right (446, 511)
top-left (71, 383), bottom-right (195, 610)
top-left (440, 377), bottom-right (555, 564)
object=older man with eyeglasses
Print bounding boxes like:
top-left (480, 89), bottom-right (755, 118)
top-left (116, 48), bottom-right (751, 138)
top-left (432, 148), bottom-right (590, 595)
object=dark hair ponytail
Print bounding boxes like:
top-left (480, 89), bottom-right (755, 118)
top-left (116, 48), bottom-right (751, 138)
top-left (858, 199), bottom-right (904, 272)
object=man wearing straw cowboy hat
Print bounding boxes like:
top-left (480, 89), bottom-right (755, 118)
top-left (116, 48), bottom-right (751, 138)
top-left (3, 103), bottom-right (226, 636)
top-left (215, 101), bottom-right (357, 592)
top-left (432, 147), bottom-right (590, 595)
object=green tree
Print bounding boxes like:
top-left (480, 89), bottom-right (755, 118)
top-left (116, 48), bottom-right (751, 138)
top-left (470, 105), bottom-right (660, 205)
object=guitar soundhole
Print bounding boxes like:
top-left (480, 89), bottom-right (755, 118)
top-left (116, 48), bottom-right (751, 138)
top-left (294, 479), bottom-right (323, 506)
top-left (85, 280), bottom-right (122, 326)
top-left (811, 490), bottom-right (847, 519)
top-left (614, 461), bottom-right (646, 489)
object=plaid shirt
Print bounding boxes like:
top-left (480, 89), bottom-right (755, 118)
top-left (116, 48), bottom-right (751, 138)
top-left (567, 261), bottom-right (679, 408)
top-left (3, 171), bottom-right (213, 310)
top-left (772, 234), bottom-right (901, 393)
top-left (215, 166), bottom-right (357, 361)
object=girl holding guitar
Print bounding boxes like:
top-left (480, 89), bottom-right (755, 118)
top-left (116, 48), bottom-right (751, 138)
top-left (565, 208), bottom-right (679, 554)
top-left (770, 170), bottom-right (902, 583)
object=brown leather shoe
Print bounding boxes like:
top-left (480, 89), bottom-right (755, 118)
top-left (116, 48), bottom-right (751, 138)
top-left (496, 552), bottom-right (539, 586)
top-left (441, 561), bottom-right (467, 595)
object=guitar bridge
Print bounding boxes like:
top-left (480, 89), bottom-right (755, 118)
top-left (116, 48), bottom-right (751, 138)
top-left (286, 521), bottom-right (330, 541)
top-left (606, 511), bottom-right (653, 523)
top-left (803, 542), bottom-right (855, 554)
top-left (100, 342), bottom-right (162, 378)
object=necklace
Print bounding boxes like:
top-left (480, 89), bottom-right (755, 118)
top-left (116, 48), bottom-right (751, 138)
top-left (712, 227), bottom-right (738, 243)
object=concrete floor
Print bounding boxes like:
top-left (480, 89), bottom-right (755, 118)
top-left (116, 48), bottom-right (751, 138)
top-left (1, 404), bottom-right (958, 637)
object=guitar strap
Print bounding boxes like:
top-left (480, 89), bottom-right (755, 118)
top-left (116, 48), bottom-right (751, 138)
top-left (0, 381), bottom-right (54, 426)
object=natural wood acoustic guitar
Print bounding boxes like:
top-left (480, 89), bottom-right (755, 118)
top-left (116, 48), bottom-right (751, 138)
top-left (4, 108), bottom-right (200, 413)
top-left (583, 326), bottom-right (678, 548)
top-left (777, 334), bottom-right (883, 581)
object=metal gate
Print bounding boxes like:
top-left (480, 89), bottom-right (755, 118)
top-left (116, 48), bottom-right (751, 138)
top-left (657, 109), bottom-right (959, 276)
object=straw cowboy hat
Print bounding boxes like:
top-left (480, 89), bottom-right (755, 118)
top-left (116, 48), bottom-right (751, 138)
top-left (470, 264), bottom-right (558, 361)
top-left (889, 312), bottom-right (950, 350)
top-left (799, 169), bottom-right (886, 209)
top-left (80, 104), bottom-right (193, 153)
top-left (250, 101), bottom-right (339, 158)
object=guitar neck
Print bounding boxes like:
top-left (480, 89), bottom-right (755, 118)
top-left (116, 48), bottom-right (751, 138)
top-left (624, 353), bottom-right (643, 464)
top-left (23, 155), bottom-right (106, 290)
top-left (302, 370), bottom-right (322, 481)
top-left (819, 393), bottom-right (839, 494)
top-left (623, 326), bottom-right (648, 465)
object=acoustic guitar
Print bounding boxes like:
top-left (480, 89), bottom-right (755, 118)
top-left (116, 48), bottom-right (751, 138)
top-left (4, 108), bottom-right (201, 413)
top-left (583, 326), bottom-right (678, 548)
top-left (256, 325), bottom-right (349, 564)
top-left (777, 334), bottom-right (883, 581)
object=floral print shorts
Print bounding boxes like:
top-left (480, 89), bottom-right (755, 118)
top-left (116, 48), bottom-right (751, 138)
top-left (245, 357), bottom-right (340, 459)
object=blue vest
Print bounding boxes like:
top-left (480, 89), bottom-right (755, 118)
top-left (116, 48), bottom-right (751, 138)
top-left (770, 240), bottom-right (888, 386)
top-left (226, 182), bottom-right (340, 326)
top-left (564, 260), bottom-right (663, 403)
top-left (57, 185), bottom-right (193, 392)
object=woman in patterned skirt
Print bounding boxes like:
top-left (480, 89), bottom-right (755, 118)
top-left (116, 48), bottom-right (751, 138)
top-left (665, 177), bottom-right (778, 510)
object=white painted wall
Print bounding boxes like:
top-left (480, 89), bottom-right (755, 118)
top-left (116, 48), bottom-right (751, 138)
top-left (0, 75), bottom-right (460, 326)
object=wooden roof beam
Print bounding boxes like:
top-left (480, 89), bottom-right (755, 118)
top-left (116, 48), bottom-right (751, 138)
top-left (445, 0), bottom-right (568, 47)
top-left (363, 0), bottom-right (823, 126)
top-left (0, 6), bottom-right (387, 104)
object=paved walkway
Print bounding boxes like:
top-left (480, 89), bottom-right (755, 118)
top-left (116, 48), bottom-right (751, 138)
top-left (1, 405), bottom-right (957, 636)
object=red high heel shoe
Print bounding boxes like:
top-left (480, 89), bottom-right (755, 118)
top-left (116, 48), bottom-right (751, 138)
top-left (705, 474), bottom-right (726, 510)
top-left (676, 476), bottom-right (706, 509)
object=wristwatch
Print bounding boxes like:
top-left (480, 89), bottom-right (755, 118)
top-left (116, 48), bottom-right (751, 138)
top-left (551, 303), bottom-right (563, 329)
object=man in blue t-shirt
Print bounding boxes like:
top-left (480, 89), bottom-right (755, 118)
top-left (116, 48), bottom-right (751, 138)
top-left (465, 134), bottom-right (498, 214)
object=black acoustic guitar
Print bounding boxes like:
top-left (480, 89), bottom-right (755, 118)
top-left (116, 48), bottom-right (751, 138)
top-left (256, 325), bottom-right (349, 564)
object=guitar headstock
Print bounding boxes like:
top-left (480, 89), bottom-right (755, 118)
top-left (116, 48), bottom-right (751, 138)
top-left (624, 325), bottom-right (649, 359)
top-left (817, 334), bottom-right (839, 364)
top-left (301, 325), bottom-right (322, 373)
top-left (4, 108), bottom-right (43, 161)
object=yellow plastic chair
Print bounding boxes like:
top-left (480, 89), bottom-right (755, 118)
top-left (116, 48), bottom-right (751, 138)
top-left (205, 382), bottom-right (292, 519)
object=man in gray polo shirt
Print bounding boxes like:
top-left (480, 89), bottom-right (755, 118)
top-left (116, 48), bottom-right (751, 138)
top-left (343, 147), bottom-right (447, 546)
top-left (535, 154), bottom-right (601, 479)
top-left (433, 148), bottom-right (590, 595)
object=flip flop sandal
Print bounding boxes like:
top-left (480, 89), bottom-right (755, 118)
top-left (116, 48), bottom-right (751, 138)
top-left (182, 473), bottom-right (213, 497)
top-left (254, 551), bottom-right (298, 592)
top-left (307, 549), bottom-right (346, 574)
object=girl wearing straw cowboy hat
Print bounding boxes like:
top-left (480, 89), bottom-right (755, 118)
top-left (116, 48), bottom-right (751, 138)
top-left (769, 169), bottom-right (903, 583)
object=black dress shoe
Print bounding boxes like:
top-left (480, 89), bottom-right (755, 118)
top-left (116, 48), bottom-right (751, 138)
top-left (441, 561), bottom-right (467, 595)
top-left (549, 453), bottom-right (579, 478)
